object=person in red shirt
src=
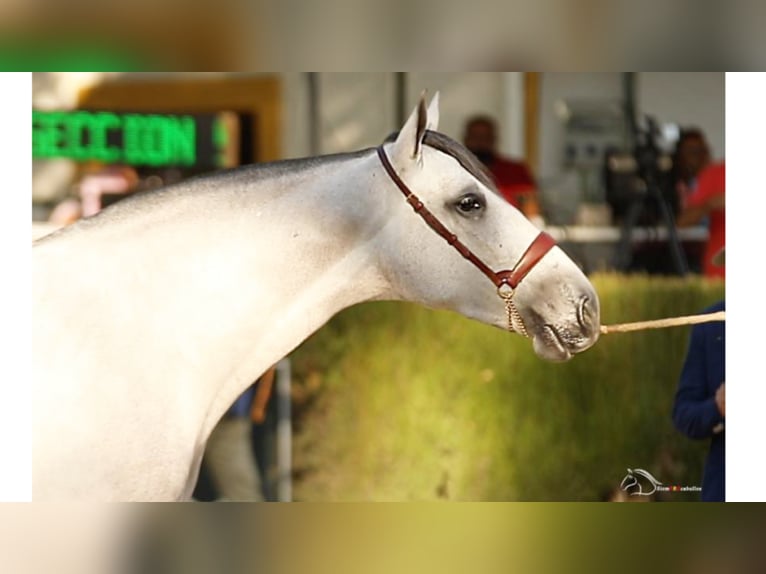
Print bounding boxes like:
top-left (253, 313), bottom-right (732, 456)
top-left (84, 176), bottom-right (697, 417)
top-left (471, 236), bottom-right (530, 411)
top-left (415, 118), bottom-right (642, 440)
top-left (677, 161), bottom-right (725, 279)
top-left (462, 115), bottom-right (542, 222)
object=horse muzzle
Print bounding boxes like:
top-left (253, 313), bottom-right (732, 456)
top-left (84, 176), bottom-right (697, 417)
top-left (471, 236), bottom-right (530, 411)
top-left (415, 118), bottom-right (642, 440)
top-left (529, 293), bottom-right (601, 362)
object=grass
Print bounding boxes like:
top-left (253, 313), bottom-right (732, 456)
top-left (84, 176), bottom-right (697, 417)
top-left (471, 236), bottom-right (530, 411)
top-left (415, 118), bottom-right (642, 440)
top-left (289, 273), bottom-right (725, 501)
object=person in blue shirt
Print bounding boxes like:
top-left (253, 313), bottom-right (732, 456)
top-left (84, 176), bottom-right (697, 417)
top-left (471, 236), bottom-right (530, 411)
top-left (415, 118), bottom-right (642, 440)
top-left (672, 248), bottom-right (725, 501)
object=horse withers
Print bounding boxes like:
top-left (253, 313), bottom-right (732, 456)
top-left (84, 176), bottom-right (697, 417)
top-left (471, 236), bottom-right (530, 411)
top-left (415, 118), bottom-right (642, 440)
top-left (32, 92), bottom-right (599, 501)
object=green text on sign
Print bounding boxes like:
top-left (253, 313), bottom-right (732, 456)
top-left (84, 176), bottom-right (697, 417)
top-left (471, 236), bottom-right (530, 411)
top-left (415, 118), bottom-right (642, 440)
top-left (33, 110), bottom-right (197, 167)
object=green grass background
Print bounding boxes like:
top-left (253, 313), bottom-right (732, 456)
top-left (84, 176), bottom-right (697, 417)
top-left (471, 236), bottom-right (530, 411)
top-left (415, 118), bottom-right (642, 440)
top-left (289, 273), bottom-right (725, 501)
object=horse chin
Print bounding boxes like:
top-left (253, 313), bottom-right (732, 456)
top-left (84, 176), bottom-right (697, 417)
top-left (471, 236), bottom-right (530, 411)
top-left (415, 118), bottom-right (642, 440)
top-left (531, 325), bottom-right (574, 362)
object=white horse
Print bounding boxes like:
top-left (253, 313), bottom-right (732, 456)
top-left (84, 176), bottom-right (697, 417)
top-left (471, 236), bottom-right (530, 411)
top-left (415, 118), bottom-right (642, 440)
top-left (33, 93), bottom-right (600, 501)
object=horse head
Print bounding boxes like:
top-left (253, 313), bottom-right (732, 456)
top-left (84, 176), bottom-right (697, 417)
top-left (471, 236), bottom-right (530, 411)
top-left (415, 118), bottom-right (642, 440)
top-left (375, 92), bottom-right (600, 361)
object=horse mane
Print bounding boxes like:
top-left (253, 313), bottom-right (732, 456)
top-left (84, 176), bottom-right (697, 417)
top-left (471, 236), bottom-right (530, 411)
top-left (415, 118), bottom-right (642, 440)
top-left (34, 148), bottom-right (378, 244)
top-left (36, 130), bottom-right (497, 245)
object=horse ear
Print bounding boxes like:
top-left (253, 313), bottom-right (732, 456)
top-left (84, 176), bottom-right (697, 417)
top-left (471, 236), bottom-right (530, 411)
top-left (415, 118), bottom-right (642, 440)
top-left (426, 91), bottom-right (440, 132)
top-left (394, 90), bottom-right (428, 160)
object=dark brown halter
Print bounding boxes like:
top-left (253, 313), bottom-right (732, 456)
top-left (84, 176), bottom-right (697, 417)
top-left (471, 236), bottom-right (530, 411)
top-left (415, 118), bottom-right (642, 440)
top-left (376, 144), bottom-right (557, 335)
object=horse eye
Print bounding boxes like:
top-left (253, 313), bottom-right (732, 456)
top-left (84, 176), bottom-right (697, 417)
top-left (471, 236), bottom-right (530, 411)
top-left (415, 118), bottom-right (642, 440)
top-left (455, 194), bottom-right (484, 214)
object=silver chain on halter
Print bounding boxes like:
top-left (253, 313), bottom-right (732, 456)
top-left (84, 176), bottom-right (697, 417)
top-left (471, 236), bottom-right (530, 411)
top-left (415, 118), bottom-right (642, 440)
top-left (498, 285), bottom-right (529, 338)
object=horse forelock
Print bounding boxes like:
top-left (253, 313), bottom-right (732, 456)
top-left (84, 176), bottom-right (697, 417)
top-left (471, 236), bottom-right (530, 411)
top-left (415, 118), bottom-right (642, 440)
top-left (383, 130), bottom-right (498, 194)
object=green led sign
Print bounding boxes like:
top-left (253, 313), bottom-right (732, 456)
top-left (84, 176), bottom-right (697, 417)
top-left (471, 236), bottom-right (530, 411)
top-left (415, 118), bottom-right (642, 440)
top-left (33, 110), bottom-right (233, 168)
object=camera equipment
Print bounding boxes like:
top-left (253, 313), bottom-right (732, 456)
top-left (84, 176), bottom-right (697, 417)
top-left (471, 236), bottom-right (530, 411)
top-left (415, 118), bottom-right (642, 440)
top-left (604, 115), bottom-right (689, 275)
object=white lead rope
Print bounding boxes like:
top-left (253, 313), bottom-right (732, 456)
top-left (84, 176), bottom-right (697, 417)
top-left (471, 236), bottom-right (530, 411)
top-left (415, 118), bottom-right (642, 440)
top-left (600, 311), bottom-right (726, 335)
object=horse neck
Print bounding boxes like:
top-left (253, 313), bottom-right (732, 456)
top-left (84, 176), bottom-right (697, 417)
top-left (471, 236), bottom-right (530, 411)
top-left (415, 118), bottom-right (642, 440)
top-left (178, 153), bottom-right (394, 435)
top-left (48, 150), bottom-right (393, 440)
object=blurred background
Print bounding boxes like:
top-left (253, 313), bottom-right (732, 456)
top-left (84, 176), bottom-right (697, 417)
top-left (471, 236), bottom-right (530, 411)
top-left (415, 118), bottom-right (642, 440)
top-left (31, 72), bottom-right (726, 501)
top-left (5, 0), bottom-right (766, 70)
top-left (32, 72), bottom-right (725, 275)
top-left (3, 503), bottom-right (765, 574)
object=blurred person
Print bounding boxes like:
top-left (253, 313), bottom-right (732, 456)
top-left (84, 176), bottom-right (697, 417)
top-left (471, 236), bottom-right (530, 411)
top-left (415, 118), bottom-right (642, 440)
top-left (670, 128), bottom-right (711, 274)
top-left (462, 115), bottom-right (544, 225)
top-left (201, 365), bottom-right (277, 502)
top-left (47, 164), bottom-right (139, 226)
top-left (79, 165), bottom-right (139, 217)
top-left (672, 248), bottom-right (725, 501)
top-left (671, 128), bottom-right (711, 204)
top-left (676, 161), bottom-right (725, 279)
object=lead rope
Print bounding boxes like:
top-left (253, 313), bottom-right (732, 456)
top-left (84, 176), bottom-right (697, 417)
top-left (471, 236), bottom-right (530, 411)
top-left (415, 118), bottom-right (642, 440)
top-left (504, 302), bottom-right (724, 338)
top-left (599, 311), bottom-right (725, 334)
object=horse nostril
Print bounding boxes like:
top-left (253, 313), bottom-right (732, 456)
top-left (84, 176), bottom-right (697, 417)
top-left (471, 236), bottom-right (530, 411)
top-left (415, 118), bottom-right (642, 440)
top-left (577, 296), bottom-right (595, 331)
